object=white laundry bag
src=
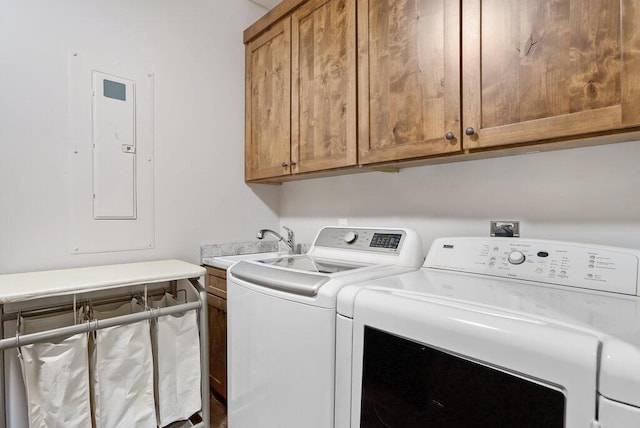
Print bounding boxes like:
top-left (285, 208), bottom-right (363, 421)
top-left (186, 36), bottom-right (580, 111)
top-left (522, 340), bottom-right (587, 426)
top-left (151, 293), bottom-right (202, 426)
top-left (18, 311), bottom-right (93, 428)
top-left (90, 299), bottom-right (157, 428)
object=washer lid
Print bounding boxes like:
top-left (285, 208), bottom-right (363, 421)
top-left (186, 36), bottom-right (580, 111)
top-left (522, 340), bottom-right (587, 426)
top-left (257, 255), bottom-right (367, 274)
top-left (230, 260), bottom-right (332, 296)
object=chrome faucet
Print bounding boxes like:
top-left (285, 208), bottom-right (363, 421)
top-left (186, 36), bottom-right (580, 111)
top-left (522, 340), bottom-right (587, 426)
top-left (256, 226), bottom-right (296, 254)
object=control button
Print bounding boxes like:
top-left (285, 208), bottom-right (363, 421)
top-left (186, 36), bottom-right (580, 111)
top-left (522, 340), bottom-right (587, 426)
top-left (535, 267), bottom-right (543, 273)
top-left (508, 251), bottom-right (526, 265)
top-left (493, 247), bottom-right (499, 252)
top-left (588, 265), bottom-right (594, 269)
top-left (508, 251), bottom-right (525, 265)
top-left (537, 251), bottom-right (549, 257)
top-left (587, 274), bottom-right (593, 279)
top-left (589, 255), bottom-right (596, 259)
top-left (490, 257), bottom-right (496, 262)
top-left (549, 269), bottom-right (556, 274)
top-left (560, 270), bottom-right (567, 275)
top-left (343, 231), bottom-right (358, 244)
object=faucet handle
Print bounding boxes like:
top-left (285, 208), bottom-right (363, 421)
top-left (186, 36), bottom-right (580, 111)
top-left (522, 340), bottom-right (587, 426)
top-left (282, 226), bottom-right (294, 239)
top-left (282, 226), bottom-right (295, 254)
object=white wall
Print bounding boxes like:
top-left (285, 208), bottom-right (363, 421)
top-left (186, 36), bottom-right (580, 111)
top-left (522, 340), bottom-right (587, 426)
top-left (280, 140), bottom-right (640, 253)
top-left (0, 0), bottom-right (279, 274)
top-left (2, 0), bottom-right (638, 275)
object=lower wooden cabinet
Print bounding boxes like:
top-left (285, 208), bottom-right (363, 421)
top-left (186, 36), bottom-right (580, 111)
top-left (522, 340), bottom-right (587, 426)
top-left (207, 293), bottom-right (227, 399)
top-left (205, 266), bottom-right (227, 400)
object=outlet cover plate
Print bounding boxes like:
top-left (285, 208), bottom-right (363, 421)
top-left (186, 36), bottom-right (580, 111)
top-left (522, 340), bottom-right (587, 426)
top-left (490, 221), bottom-right (520, 237)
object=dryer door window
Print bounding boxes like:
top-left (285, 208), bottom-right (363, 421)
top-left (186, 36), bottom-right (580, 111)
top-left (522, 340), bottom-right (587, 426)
top-left (360, 326), bottom-right (565, 428)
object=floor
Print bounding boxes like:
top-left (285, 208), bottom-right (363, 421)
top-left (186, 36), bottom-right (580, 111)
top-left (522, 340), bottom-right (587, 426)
top-left (210, 392), bottom-right (228, 428)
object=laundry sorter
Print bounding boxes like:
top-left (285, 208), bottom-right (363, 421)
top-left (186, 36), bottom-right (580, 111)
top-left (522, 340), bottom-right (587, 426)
top-left (0, 259), bottom-right (209, 428)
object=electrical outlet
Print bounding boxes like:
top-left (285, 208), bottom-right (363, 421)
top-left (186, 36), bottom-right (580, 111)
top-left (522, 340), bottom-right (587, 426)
top-left (490, 221), bottom-right (520, 237)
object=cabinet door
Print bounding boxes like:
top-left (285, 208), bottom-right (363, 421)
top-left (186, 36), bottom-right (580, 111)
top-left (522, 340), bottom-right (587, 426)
top-left (208, 293), bottom-right (227, 399)
top-left (463, 0), bottom-right (640, 149)
top-left (291, 0), bottom-right (357, 173)
top-left (358, 0), bottom-right (461, 164)
top-left (245, 18), bottom-right (292, 181)
top-left (206, 266), bottom-right (227, 299)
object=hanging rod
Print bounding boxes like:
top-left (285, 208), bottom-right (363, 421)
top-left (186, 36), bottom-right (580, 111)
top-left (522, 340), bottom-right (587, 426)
top-left (1, 289), bottom-right (170, 322)
top-left (0, 300), bottom-right (201, 350)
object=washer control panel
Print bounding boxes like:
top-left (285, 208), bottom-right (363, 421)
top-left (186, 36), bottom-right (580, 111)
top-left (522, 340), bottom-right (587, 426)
top-left (314, 228), bottom-right (405, 253)
top-left (425, 238), bottom-right (640, 295)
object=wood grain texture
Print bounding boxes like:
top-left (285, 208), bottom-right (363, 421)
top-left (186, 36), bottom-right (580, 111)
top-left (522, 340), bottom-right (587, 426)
top-left (622, 0), bottom-right (640, 125)
top-left (208, 293), bottom-right (227, 400)
top-left (244, 0), bottom-right (308, 43)
top-left (479, 105), bottom-right (621, 143)
top-left (358, 0), bottom-right (461, 165)
top-left (206, 266), bottom-right (227, 280)
top-left (209, 392), bottom-right (227, 428)
top-left (291, 0), bottom-right (357, 173)
top-left (481, 0), bottom-right (619, 127)
top-left (245, 19), bottom-right (292, 181)
top-left (464, 0), bottom-right (640, 150)
top-left (242, 0), bottom-right (640, 182)
top-left (206, 274), bottom-right (227, 299)
top-left (249, 127), bottom-right (640, 183)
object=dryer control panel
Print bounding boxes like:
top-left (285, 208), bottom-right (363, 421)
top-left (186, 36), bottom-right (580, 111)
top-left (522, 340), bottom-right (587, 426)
top-left (425, 238), bottom-right (640, 295)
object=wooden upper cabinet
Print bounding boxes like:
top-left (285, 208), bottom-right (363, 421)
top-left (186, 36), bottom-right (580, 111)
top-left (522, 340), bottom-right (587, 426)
top-left (357, 0), bottom-right (462, 165)
top-left (291, 0), bottom-right (357, 173)
top-left (243, 0), bottom-right (640, 181)
top-left (245, 18), bottom-right (292, 181)
top-left (463, 0), bottom-right (640, 150)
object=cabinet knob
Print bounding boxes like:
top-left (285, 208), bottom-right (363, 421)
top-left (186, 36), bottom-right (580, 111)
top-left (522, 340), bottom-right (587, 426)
top-left (290, 161), bottom-right (297, 168)
top-left (465, 127), bottom-right (475, 136)
top-left (445, 132), bottom-right (455, 141)
top-left (281, 162), bottom-right (289, 168)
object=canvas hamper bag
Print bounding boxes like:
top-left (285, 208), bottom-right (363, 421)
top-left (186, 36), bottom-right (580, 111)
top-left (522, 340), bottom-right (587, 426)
top-left (89, 298), bottom-right (156, 428)
top-left (18, 311), bottom-right (93, 428)
top-left (151, 293), bottom-right (202, 426)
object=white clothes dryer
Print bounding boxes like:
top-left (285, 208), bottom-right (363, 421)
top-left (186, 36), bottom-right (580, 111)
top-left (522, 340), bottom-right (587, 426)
top-left (227, 226), bottom-right (424, 428)
top-left (336, 237), bottom-right (640, 428)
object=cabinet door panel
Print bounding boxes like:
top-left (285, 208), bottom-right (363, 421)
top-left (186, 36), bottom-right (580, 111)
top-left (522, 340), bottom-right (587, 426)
top-left (463, 0), bottom-right (640, 149)
top-left (208, 293), bottom-right (227, 399)
top-left (206, 266), bottom-right (227, 299)
top-left (245, 18), bottom-right (292, 181)
top-left (621, 0), bottom-right (640, 125)
top-left (292, 0), bottom-right (357, 173)
top-left (358, 0), bottom-right (461, 164)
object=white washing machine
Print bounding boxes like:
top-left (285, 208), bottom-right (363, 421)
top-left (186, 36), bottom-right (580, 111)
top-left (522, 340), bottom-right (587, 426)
top-left (226, 226), bottom-right (424, 428)
top-left (335, 237), bottom-right (640, 428)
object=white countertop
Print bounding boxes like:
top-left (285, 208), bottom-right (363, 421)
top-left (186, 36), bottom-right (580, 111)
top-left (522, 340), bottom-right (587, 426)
top-left (0, 259), bottom-right (206, 303)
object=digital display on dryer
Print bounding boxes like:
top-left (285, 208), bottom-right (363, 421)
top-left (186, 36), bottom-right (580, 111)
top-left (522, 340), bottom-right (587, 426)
top-left (370, 233), bottom-right (402, 249)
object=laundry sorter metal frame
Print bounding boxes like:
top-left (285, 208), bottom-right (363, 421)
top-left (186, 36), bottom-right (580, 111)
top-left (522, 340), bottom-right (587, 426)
top-left (0, 260), bottom-right (210, 428)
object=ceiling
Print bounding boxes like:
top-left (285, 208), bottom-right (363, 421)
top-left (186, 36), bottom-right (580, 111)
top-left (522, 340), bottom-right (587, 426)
top-left (250, 0), bottom-right (278, 9)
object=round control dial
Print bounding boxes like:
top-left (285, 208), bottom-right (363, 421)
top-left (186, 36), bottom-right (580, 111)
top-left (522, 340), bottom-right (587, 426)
top-left (344, 231), bottom-right (358, 244)
top-left (508, 250), bottom-right (526, 265)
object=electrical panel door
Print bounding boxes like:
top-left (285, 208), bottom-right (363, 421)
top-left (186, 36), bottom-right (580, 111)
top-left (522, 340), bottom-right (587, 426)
top-left (92, 71), bottom-right (136, 219)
